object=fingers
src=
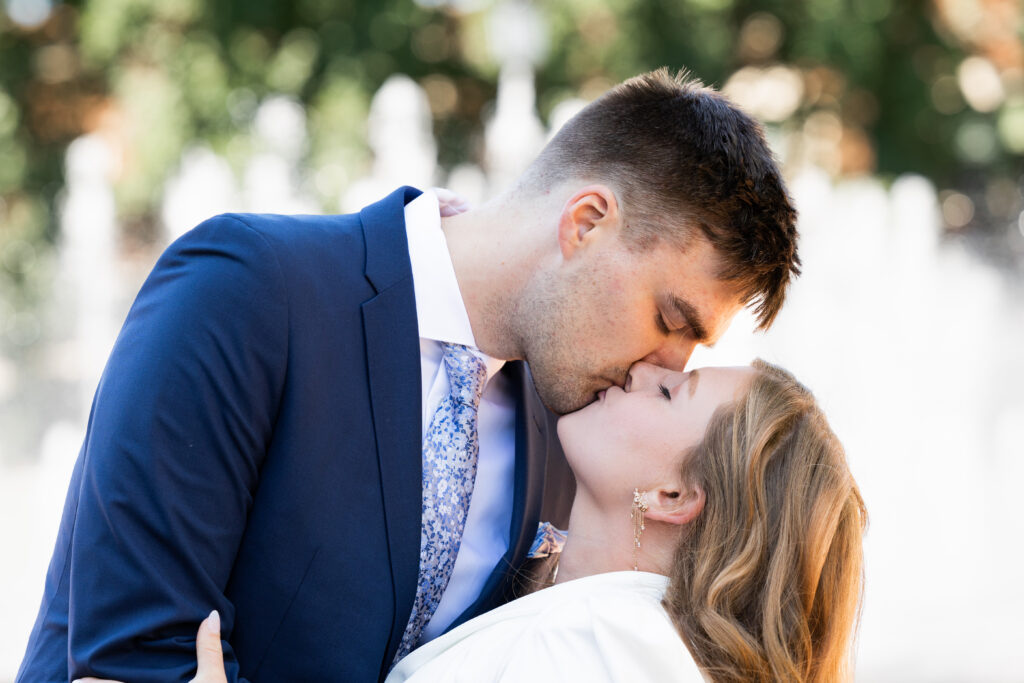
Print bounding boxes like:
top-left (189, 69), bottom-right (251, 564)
top-left (72, 612), bottom-right (227, 683)
top-left (192, 610), bottom-right (229, 683)
top-left (433, 187), bottom-right (471, 216)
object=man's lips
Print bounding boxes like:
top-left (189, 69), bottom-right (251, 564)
top-left (596, 374), bottom-right (627, 402)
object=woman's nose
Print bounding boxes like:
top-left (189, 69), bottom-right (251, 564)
top-left (625, 361), bottom-right (663, 392)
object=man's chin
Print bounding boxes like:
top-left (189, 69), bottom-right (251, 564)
top-left (532, 381), bottom-right (594, 416)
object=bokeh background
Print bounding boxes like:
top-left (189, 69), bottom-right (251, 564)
top-left (1, 0), bottom-right (1023, 680)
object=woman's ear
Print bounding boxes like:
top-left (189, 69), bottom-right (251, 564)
top-left (557, 184), bottom-right (620, 259)
top-left (644, 483), bottom-right (705, 527)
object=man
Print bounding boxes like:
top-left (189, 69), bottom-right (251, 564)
top-left (18, 69), bottom-right (798, 681)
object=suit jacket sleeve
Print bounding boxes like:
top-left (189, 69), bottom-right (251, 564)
top-left (63, 214), bottom-right (288, 682)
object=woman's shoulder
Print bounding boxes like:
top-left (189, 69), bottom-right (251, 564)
top-left (388, 571), bottom-right (706, 682)
top-left (532, 572), bottom-right (704, 681)
top-left (526, 570), bottom-right (674, 629)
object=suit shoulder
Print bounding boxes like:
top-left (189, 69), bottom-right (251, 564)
top-left (202, 211), bottom-right (364, 246)
top-left (183, 211), bottom-right (369, 275)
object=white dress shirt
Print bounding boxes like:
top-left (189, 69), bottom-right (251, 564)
top-left (404, 189), bottom-right (518, 642)
top-left (386, 571), bottom-right (707, 682)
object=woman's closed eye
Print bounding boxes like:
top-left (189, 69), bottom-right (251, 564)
top-left (658, 383), bottom-right (671, 400)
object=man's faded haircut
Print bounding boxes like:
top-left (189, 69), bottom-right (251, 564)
top-left (520, 68), bottom-right (800, 330)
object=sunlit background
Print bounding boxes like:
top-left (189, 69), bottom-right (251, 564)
top-left (1, 0), bottom-right (1023, 680)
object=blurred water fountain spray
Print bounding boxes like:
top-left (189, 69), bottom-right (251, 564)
top-left (244, 96), bottom-right (317, 214)
top-left (59, 134), bottom-right (119, 419)
top-left (484, 62), bottom-right (546, 195)
top-left (483, 0), bottom-right (547, 195)
top-left (487, 0), bottom-right (548, 70)
top-left (162, 147), bottom-right (241, 242)
top-left (343, 75), bottom-right (437, 211)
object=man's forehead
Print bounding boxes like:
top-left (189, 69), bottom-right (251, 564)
top-left (646, 234), bottom-right (729, 287)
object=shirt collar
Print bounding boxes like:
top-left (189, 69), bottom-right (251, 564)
top-left (404, 189), bottom-right (505, 377)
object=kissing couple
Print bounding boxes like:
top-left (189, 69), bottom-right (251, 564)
top-left (20, 69), bottom-right (865, 683)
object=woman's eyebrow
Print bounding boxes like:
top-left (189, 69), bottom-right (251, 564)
top-left (688, 369), bottom-right (701, 397)
top-left (671, 369), bottom-right (701, 399)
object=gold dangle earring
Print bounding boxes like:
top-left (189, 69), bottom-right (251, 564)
top-left (631, 488), bottom-right (649, 571)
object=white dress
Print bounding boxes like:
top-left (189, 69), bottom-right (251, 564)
top-left (386, 571), bottom-right (707, 682)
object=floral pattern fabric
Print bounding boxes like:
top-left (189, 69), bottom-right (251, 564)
top-left (394, 342), bottom-right (488, 663)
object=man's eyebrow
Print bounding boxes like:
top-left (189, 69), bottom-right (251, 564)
top-left (670, 296), bottom-right (710, 344)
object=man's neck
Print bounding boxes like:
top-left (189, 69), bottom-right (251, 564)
top-left (439, 192), bottom-right (559, 361)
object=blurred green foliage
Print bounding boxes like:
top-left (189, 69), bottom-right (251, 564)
top-left (0, 0), bottom-right (1021, 319)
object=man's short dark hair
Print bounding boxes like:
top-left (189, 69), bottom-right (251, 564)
top-left (523, 68), bottom-right (800, 330)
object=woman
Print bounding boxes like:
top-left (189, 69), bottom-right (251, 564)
top-left (79, 359), bottom-right (865, 682)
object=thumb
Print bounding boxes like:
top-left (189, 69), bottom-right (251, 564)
top-left (192, 610), bottom-right (228, 683)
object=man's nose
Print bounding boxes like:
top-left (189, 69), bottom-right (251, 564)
top-left (641, 338), bottom-right (696, 373)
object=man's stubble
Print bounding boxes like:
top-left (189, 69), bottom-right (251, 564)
top-left (511, 267), bottom-right (626, 416)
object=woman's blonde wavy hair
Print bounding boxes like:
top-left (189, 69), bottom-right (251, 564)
top-left (664, 359), bottom-right (866, 682)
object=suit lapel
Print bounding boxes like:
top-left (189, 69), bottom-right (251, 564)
top-left (358, 186), bottom-right (425, 670)
top-left (502, 361), bottom-right (555, 571)
top-left (443, 360), bottom-right (561, 632)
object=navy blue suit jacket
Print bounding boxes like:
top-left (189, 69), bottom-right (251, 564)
top-left (17, 187), bottom-right (574, 682)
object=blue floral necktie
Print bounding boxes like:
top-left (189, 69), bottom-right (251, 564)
top-left (394, 342), bottom-right (488, 662)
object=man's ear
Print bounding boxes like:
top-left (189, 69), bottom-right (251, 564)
top-left (557, 184), bottom-right (620, 259)
top-left (644, 482), bottom-right (705, 527)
